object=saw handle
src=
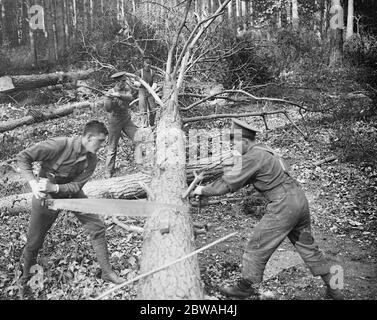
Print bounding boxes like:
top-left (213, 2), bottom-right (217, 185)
top-left (182, 170), bottom-right (204, 199)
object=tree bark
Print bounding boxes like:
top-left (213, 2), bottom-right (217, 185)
top-left (21, 0), bottom-right (29, 45)
top-left (346, 0), bottom-right (354, 40)
top-left (45, 0), bottom-right (57, 63)
top-left (291, 0), bottom-right (299, 30)
top-left (0, 0), bottom-right (3, 46)
top-left (26, 0), bottom-right (38, 67)
top-left (55, 0), bottom-right (66, 60)
top-left (3, 0), bottom-right (19, 46)
top-left (329, 0), bottom-right (343, 67)
top-left (137, 84), bottom-right (204, 300)
top-left (0, 69), bottom-right (94, 93)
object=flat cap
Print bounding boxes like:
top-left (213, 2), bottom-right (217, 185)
top-left (230, 118), bottom-right (260, 140)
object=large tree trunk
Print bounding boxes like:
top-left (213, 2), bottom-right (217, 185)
top-left (346, 0), bottom-right (354, 40)
top-left (0, 70), bottom-right (94, 93)
top-left (137, 84), bottom-right (203, 299)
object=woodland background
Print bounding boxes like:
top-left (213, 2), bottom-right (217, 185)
top-left (0, 0), bottom-right (376, 300)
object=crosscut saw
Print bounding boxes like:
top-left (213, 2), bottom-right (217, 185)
top-left (46, 198), bottom-right (188, 217)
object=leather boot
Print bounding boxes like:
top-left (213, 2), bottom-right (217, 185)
top-left (92, 238), bottom-right (125, 284)
top-left (18, 250), bottom-right (37, 298)
top-left (219, 278), bottom-right (259, 299)
top-left (321, 273), bottom-right (344, 300)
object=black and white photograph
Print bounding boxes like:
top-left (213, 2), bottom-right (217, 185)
top-left (0, 0), bottom-right (376, 307)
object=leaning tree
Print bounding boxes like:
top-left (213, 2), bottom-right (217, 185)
top-left (122, 0), bottom-right (234, 300)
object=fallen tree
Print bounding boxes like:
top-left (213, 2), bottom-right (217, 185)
top-left (0, 101), bottom-right (100, 133)
top-left (0, 70), bottom-right (95, 94)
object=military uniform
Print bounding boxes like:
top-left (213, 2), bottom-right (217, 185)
top-left (104, 83), bottom-right (138, 177)
top-left (17, 134), bottom-right (124, 289)
top-left (194, 119), bottom-right (343, 299)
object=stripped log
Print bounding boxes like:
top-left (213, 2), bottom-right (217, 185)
top-left (0, 101), bottom-right (100, 133)
top-left (0, 70), bottom-right (95, 94)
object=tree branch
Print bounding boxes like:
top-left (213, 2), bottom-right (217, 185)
top-left (180, 89), bottom-right (310, 112)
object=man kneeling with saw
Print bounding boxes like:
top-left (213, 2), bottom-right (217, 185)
top-left (17, 120), bottom-right (125, 294)
top-left (192, 119), bottom-right (343, 300)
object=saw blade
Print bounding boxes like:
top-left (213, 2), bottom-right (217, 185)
top-left (48, 198), bottom-right (188, 217)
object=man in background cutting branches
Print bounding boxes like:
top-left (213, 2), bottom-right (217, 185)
top-left (103, 73), bottom-right (139, 178)
top-left (192, 118), bottom-right (344, 300)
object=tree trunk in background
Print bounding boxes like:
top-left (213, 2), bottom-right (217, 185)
top-left (72, 0), bottom-right (77, 42)
top-left (64, 0), bottom-right (70, 48)
top-left (291, 0), bottom-right (299, 30)
top-left (329, 0), bottom-right (343, 67)
top-left (55, 0), bottom-right (66, 60)
top-left (277, 0), bottom-right (282, 28)
top-left (26, 0), bottom-right (37, 66)
top-left (285, 0), bottom-right (291, 26)
top-left (3, 0), bottom-right (19, 46)
top-left (346, 0), bottom-right (354, 40)
top-left (137, 84), bottom-right (204, 300)
top-left (45, 0), bottom-right (57, 63)
top-left (0, 1), bottom-right (4, 46)
top-left (319, 0), bottom-right (325, 39)
top-left (21, 0), bottom-right (29, 45)
top-left (227, 0), bottom-right (233, 19)
top-left (245, 0), bottom-right (250, 26)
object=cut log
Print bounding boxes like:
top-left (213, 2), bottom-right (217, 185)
top-left (0, 165), bottom-right (226, 214)
top-left (0, 101), bottom-right (98, 133)
top-left (0, 70), bottom-right (95, 94)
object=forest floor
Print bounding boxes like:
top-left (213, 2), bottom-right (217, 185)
top-left (0, 76), bottom-right (376, 300)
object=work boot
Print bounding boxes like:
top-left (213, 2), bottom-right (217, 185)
top-left (18, 250), bottom-right (37, 299)
top-left (92, 238), bottom-right (125, 284)
top-left (219, 278), bottom-right (259, 299)
top-left (321, 273), bottom-right (344, 300)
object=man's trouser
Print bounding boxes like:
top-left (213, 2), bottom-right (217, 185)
top-left (242, 180), bottom-right (331, 284)
top-left (21, 190), bottom-right (106, 278)
top-left (138, 89), bottom-right (156, 127)
top-left (105, 113), bottom-right (138, 174)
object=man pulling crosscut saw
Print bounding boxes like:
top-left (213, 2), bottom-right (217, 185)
top-left (16, 120), bottom-right (126, 298)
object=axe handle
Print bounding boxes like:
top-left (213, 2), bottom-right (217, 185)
top-left (182, 177), bottom-right (200, 199)
top-left (182, 171), bottom-right (204, 199)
